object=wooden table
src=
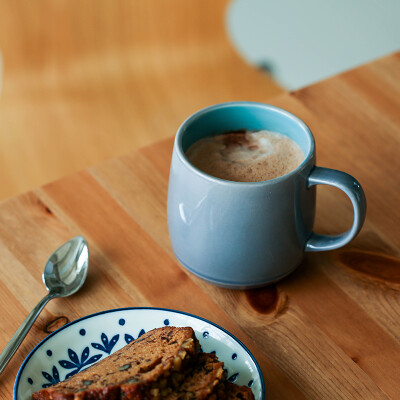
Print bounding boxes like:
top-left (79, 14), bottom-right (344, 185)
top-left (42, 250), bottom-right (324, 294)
top-left (0, 52), bottom-right (399, 399)
top-left (0, 0), bottom-right (282, 200)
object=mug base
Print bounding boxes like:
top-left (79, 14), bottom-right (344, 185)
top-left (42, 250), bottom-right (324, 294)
top-left (175, 255), bottom-right (298, 289)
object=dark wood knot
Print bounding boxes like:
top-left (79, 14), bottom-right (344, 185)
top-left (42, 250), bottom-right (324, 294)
top-left (337, 250), bottom-right (400, 283)
top-left (44, 316), bottom-right (69, 333)
top-left (245, 284), bottom-right (279, 314)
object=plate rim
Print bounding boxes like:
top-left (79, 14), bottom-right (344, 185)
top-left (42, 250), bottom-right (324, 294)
top-left (14, 306), bottom-right (266, 399)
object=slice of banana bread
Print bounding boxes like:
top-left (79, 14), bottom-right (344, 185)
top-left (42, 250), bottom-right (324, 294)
top-left (164, 352), bottom-right (225, 400)
top-left (212, 381), bottom-right (255, 400)
top-left (32, 326), bottom-right (199, 400)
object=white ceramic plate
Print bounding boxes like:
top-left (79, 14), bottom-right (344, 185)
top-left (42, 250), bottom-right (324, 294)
top-left (14, 307), bottom-right (265, 399)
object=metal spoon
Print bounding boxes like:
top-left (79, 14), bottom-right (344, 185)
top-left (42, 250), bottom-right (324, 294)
top-left (0, 236), bottom-right (89, 375)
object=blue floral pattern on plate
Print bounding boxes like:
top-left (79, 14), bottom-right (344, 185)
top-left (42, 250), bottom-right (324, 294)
top-left (91, 333), bottom-right (120, 354)
top-left (14, 308), bottom-right (265, 399)
top-left (41, 366), bottom-right (60, 388)
top-left (59, 347), bottom-right (102, 379)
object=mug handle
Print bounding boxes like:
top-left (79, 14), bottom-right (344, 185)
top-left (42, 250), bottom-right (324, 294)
top-left (305, 166), bottom-right (367, 252)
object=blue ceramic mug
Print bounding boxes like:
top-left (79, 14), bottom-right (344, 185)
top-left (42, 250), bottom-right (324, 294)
top-left (167, 102), bottom-right (366, 289)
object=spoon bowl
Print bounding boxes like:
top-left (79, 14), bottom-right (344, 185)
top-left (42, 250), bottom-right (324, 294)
top-left (43, 236), bottom-right (89, 297)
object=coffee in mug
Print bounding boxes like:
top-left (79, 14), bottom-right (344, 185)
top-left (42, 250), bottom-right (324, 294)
top-left (186, 130), bottom-right (304, 182)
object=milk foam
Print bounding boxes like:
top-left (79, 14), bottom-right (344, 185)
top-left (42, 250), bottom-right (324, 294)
top-left (186, 130), bottom-right (304, 182)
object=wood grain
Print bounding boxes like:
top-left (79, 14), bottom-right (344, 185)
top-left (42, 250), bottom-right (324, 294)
top-left (0, 0), bottom-right (282, 201)
top-left (0, 44), bottom-right (399, 400)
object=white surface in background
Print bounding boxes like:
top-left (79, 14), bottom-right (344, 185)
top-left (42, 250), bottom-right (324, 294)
top-left (227, 0), bottom-right (400, 90)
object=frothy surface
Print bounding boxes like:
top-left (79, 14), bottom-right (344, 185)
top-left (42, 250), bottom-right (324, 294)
top-left (186, 130), bottom-right (304, 182)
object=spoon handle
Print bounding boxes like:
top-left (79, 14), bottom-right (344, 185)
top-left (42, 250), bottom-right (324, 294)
top-left (0, 293), bottom-right (53, 375)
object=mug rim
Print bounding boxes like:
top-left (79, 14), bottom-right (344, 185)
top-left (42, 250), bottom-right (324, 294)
top-left (175, 101), bottom-right (315, 186)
